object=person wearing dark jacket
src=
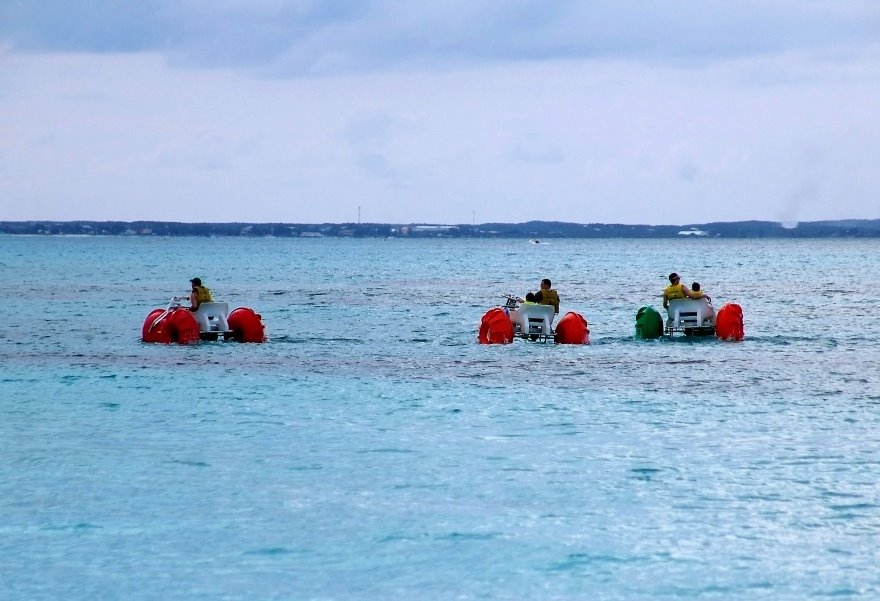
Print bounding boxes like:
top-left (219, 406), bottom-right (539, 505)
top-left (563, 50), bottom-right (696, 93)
top-left (534, 278), bottom-right (560, 315)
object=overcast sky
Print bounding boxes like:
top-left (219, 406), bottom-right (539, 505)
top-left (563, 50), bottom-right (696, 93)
top-left (1, 1), bottom-right (879, 225)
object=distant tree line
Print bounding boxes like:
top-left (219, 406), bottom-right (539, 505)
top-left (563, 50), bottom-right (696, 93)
top-left (1, 219), bottom-right (879, 238)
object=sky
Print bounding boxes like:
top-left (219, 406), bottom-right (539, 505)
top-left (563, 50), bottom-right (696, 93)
top-left (1, 1), bottom-right (879, 225)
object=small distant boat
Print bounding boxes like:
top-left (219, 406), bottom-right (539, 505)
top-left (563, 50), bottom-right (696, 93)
top-left (529, 239), bottom-right (541, 244)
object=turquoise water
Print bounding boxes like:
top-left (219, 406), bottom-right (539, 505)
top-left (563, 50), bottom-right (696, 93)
top-left (1, 235), bottom-right (879, 600)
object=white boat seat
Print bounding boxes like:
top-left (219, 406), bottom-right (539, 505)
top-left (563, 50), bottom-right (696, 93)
top-left (666, 298), bottom-right (715, 329)
top-left (509, 304), bottom-right (556, 337)
top-left (193, 302), bottom-right (230, 333)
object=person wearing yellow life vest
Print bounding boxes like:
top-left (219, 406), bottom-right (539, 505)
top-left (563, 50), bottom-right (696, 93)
top-left (689, 281), bottom-right (712, 303)
top-left (534, 278), bottom-right (560, 318)
top-left (188, 277), bottom-right (213, 311)
top-left (662, 272), bottom-right (698, 311)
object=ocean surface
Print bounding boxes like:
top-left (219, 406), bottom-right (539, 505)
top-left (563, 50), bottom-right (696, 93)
top-left (1, 235), bottom-right (879, 600)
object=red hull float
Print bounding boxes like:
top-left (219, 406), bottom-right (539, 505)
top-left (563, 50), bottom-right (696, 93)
top-left (142, 307), bottom-right (201, 344)
top-left (715, 303), bottom-right (745, 341)
top-left (478, 307), bottom-right (515, 345)
top-left (227, 307), bottom-right (267, 343)
top-left (554, 311), bottom-right (590, 344)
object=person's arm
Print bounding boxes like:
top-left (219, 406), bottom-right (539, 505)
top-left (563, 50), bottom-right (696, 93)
top-left (189, 289), bottom-right (199, 311)
top-left (662, 291), bottom-right (669, 309)
top-left (682, 286), bottom-right (694, 299)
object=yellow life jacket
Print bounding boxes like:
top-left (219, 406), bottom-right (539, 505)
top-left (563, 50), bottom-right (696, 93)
top-left (194, 286), bottom-right (212, 303)
top-left (690, 290), bottom-right (706, 299)
top-left (538, 289), bottom-right (560, 313)
top-left (664, 283), bottom-right (686, 300)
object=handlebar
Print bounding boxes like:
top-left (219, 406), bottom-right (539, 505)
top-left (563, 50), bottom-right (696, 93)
top-left (501, 294), bottom-right (522, 308)
top-left (166, 295), bottom-right (190, 308)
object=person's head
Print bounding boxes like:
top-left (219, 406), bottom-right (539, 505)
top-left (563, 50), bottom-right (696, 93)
top-left (525, 292), bottom-right (535, 302)
top-left (691, 282), bottom-right (701, 291)
top-left (668, 273), bottom-right (680, 284)
top-left (540, 278), bottom-right (552, 289)
top-left (190, 277), bottom-right (202, 287)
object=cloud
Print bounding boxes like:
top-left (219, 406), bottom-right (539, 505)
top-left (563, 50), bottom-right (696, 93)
top-left (1, 3), bottom-right (879, 224)
top-left (0, 1), bottom-right (166, 53)
top-left (2, 1), bottom-right (880, 76)
top-left (345, 112), bottom-right (399, 182)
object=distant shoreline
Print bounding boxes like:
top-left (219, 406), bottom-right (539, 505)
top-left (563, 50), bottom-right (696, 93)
top-left (1, 219), bottom-right (879, 238)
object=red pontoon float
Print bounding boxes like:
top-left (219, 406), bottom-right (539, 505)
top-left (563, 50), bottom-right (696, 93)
top-left (715, 302), bottom-right (745, 341)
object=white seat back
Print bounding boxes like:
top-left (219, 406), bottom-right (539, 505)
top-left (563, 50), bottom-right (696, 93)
top-left (667, 298), bottom-right (715, 328)
top-left (193, 302), bottom-right (230, 333)
top-left (510, 304), bottom-right (556, 336)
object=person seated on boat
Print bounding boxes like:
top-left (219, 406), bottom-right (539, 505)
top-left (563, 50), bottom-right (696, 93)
top-left (188, 277), bottom-right (213, 311)
top-left (662, 272), bottom-right (698, 311)
top-left (534, 278), bottom-right (560, 316)
top-left (522, 292), bottom-right (538, 305)
top-left (690, 282), bottom-right (712, 303)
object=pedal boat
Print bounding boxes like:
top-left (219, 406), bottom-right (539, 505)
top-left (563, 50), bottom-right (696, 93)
top-left (478, 295), bottom-right (589, 345)
top-left (142, 296), bottom-right (266, 344)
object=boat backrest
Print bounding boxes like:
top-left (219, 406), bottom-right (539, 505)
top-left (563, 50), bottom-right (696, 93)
top-left (667, 298), bottom-right (715, 328)
top-left (510, 304), bottom-right (556, 336)
top-left (194, 302), bottom-right (230, 333)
